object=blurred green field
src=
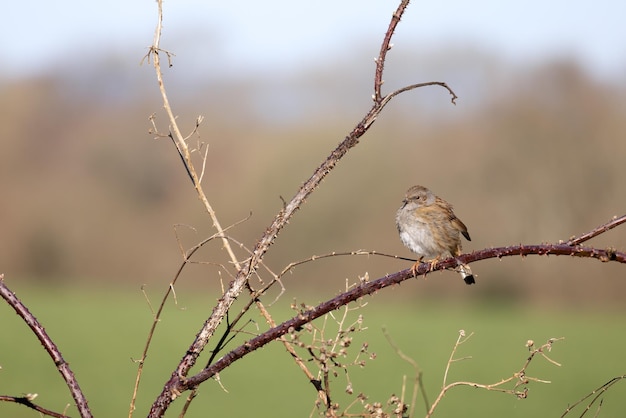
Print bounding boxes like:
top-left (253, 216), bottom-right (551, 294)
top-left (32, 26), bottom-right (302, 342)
top-left (1, 284), bottom-right (625, 418)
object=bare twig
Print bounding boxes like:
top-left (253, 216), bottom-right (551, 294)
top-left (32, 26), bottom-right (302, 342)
top-left (383, 328), bottom-right (429, 416)
top-left (560, 375), bottom-right (626, 418)
top-left (0, 394), bottom-right (70, 418)
top-left (144, 1), bottom-right (240, 270)
top-left (425, 337), bottom-right (564, 418)
top-left (278, 250), bottom-right (415, 277)
top-left (566, 214), bottom-right (626, 246)
top-left (442, 330), bottom-right (474, 389)
top-left (0, 275), bottom-right (92, 418)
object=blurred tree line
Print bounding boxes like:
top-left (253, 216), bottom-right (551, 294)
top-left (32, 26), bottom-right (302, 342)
top-left (0, 46), bottom-right (624, 307)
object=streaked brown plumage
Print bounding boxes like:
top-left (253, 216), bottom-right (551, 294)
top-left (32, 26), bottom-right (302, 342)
top-left (396, 185), bottom-right (475, 284)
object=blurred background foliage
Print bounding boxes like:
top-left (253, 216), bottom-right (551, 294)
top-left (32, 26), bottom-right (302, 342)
top-left (1, 43), bottom-right (624, 308)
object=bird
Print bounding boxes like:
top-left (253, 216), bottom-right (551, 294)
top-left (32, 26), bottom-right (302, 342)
top-left (395, 185), bottom-right (475, 285)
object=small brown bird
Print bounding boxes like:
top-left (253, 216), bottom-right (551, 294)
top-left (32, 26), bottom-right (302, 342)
top-left (396, 185), bottom-right (475, 284)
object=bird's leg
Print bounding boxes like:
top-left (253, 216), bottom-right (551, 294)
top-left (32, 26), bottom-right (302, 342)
top-left (410, 256), bottom-right (424, 277)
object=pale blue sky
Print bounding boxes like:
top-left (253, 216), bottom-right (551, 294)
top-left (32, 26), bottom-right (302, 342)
top-left (3, 0), bottom-right (626, 79)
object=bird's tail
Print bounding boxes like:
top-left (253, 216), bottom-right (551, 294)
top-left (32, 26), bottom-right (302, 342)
top-left (455, 262), bottom-right (475, 285)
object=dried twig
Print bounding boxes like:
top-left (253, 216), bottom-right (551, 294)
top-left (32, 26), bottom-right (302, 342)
top-left (383, 328), bottom-right (429, 416)
top-left (425, 336), bottom-right (564, 418)
top-left (560, 375), bottom-right (626, 417)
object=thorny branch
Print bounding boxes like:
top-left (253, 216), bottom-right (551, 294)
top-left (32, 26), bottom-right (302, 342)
top-left (566, 214), bottom-right (626, 246)
top-left (0, 275), bottom-right (92, 418)
top-left (163, 229), bottom-right (625, 393)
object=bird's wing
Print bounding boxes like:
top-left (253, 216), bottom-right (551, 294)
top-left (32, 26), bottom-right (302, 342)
top-left (451, 216), bottom-right (471, 241)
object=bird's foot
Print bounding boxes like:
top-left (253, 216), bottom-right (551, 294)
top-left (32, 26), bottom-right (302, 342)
top-left (428, 257), bottom-right (440, 272)
top-left (410, 256), bottom-right (426, 277)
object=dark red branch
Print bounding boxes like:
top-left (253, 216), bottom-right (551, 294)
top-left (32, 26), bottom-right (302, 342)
top-left (374, 0), bottom-right (411, 102)
top-left (566, 214), bottom-right (626, 246)
top-left (172, 243), bottom-right (624, 392)
top-left (0, 276), bottom-right (92, 418)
